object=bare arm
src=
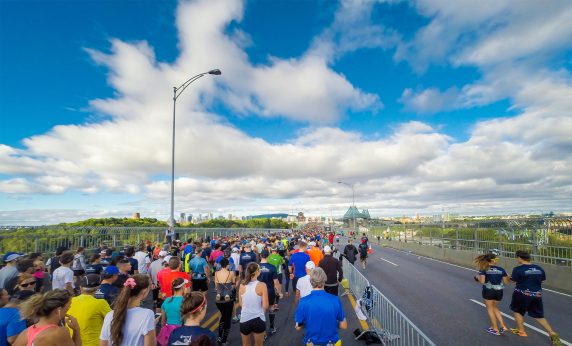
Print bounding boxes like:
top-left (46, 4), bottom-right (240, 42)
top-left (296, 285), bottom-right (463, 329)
top-left (161, 309), bottom-right (166, 326)
top-left (259, 283), bottom-right (269, 311)
top-left (338, 318), bottom-right (347, 330)
top-left (143, 330), bottom-right (156, 346)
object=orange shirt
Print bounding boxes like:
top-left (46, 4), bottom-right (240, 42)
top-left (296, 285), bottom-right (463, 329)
top-left (308, 247), bottom-right (323, 266)
top-left (159, 270), bottom-right (191, 297)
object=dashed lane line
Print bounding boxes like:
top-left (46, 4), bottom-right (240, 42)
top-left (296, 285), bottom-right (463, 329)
top-left (469, 299), bottom-right (571, 346)
top-left (378, 257), bottom-right (398, 266)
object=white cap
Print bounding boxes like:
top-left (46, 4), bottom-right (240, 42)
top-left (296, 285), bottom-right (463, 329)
top-left (232, 247), bottom-right (239, 253)
top-left (164, 255), bottom-right (172, 263)
top-left (308, 241), bottom-right (316, 247)
top-left (305, 261), bottom-right (316, 270)
top-left (323, 246), bottom-right (332, 253)
top-left (158, 251), bottom-right (168, 257)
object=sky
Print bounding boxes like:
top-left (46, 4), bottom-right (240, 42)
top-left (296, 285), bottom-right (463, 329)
top-left (1, 0), bottom-right (572, 225)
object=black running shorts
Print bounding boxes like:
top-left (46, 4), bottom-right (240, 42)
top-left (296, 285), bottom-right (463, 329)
top-left (510, 291), bottom-right (544, 318)
top-left (482, 288), bottom-right (503, 301)
top-left (240, 317), bottom-right (266, 335)
top-left (192, 278), bottom-right (208, 292)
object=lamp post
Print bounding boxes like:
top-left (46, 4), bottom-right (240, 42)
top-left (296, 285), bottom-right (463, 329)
top-left (338, 181), bottom-right (356, 233)
top-left (169, 69), bottom-right (222, 231)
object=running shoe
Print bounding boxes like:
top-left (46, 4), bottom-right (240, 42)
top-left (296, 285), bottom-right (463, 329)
top-left (486, 327), bottom-right (500, 336)
top-left (499, 327), bottom-right (508, 334)
top-left (268, 327), bottom-right (277, 335)
top-left (232, 314), bottom-right (240, 323)
top-left (550, 332), bottom-right (562, 346)
top-left (510, 328), bottom-right (528, 337)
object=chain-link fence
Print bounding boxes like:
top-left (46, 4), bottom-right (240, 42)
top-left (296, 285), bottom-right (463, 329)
top-left (370, 219), bottom-right (572, 267)
top-left (343, 260), bottom-right (435, 346)
top-left (0, 226), bottom-right (286, 255)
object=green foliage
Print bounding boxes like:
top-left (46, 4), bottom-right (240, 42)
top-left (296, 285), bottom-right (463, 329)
top-left (186, 218), bottom-right (289, 229)
top-left (59, 217), bottom-right (169, 227)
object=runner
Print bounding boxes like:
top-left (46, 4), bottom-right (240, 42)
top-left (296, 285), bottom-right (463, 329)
top-left (239, 262), bottom-right (269, 346)
top-left (509, 250), bottom-right (561, 345)
top-left (168, 292), bottom-right (217, 346)
top-left (358, 239), bottom-right (369, 270)
top-left (318, 246), bottom-right (343, 296)
top-left (473, 253), bottom-right (509, 335)
top-left (342, 240), bottom-right (358, 266)
top-left (258, 250), bottom-right (281, 335)
top-left (214, 258), bottom-right (236, 346)
top-left (188, 249), bottom-right (210, 294)
top-left (289, 241), bottom-right (311, 293)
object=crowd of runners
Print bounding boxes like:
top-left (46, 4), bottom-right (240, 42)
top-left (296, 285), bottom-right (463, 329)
top-left (0, 223), bottom-right (562, 346)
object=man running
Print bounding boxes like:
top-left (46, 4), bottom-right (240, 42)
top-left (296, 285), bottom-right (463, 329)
top-left (258, 250), bottom-right (281, 335)
top-left (342, 240), bottom-right (358, 266)
top-left (289, 241), bottom-right (311, 293)
top-left (509, 250), bottom-right (560, 345)
top-left (358, 239), bottom-right (369, 270)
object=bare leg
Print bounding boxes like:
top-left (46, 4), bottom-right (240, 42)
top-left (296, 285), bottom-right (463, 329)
top-left (241, 333), bottom-right (251, 346)
top-left (253, 332), bottom-right (266, 346)
top-left (492, 301), bottom-right (506, 330)
top-left (485, 300), bottom-right (499, 331)
top-left (513, 312), bottom-right (526, 333)
top-left (535, 318), bottom-right (555, 335)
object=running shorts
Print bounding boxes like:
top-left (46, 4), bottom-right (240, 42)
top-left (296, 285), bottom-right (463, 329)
top-left (240, 317), bottom-right (266, 335)
top-left (268, 292), bottom-right (276, 306)
top-left (73, 269), bottom-right (85, 277)
top-left (192, 279), bottom-right (208, 292)
top-left (482, 288), bottom-right (503, 301)
top-left (510, 291), bottom-right (544, 318)
top-left (360, 254), bottom-right (367, 260)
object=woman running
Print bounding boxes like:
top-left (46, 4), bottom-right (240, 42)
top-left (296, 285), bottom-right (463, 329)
top-left (239, 262), bottom-right (269, 346)
top-left (158, 278), bottom-right (187, 345)
top-left (474, 253), bottom-right (509, 335)
top-left (13, 289), bottom-right (81, 346)
top-left (100, 274), bottom-right (157, 346)
top-left (168, 292), bottom-right (217, 346)
top-left (214, 257), bottom-right (237, 345)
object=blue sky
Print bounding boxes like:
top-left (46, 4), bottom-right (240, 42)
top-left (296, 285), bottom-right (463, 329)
top-left (1, 0), bottom-right (572, 225)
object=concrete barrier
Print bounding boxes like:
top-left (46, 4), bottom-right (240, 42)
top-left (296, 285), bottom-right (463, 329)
top-left (383, 240), bottom-right (572, 294)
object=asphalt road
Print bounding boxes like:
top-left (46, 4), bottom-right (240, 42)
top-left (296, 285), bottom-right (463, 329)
top-left (347, 238), bottom-right (572, 345)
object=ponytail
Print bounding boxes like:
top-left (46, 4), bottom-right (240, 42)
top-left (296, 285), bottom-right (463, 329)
top-left (19, 289), bottom-right (70, 320)
top-left (180, 292), bottom-right (207, 323)
top-left (241, 262), bottom-right (259, 286)
top-left (111, 274), bottom-right (150, 346)
top-left (169, 278), bottom-right (185, 303)
top-left (473, 253), bottom-right (496, 271)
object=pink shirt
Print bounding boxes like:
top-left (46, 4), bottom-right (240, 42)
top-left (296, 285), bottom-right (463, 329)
top-left (209, 250), bottom-right (224, 263)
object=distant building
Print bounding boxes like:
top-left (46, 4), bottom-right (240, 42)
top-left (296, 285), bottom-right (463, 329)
top-left (179, 213), bottom-right (186, 223)
top-left (132, 212), bottom-right (140, 219)
top-left (187, 214), bottom-right (193, 222)
top-left (245, 213), bottom-right (288, 220)
top-left (343, 206), bottom-right (371, 227)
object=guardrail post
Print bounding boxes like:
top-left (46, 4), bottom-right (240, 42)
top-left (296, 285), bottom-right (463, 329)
top-left (34, 237), bottom-right (39, 253)
top-left (429, 229), bottom-right (433, 245)
top-left (455, 228), bottom-right (459, 249)
top-left (474, 229), bottom-right (478, 252)
top-left (113, 234), bottom-right (117, 248)
top-left (532, 229), bottom-right (538, 257)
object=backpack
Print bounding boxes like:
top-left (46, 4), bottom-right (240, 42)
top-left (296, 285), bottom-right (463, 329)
top-left (72, 255), bottom-right (83, 270)
top-left (361, 286), bottom-right (374, 313)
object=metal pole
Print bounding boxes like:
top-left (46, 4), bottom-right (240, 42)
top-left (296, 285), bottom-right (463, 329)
top-left (170, 87), bottom-right (177, 230)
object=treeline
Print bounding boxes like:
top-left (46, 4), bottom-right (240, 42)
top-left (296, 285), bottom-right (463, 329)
top-left (57, 217), bottom-right (291, 229)
top-left (185, 218), bottom-right (292, 229)
top-left (59, 217), bottom-right (169, 227)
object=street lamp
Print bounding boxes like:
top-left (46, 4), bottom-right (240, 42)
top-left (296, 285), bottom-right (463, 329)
top-left (169, 69), bottom-right (222, 231)
top-left (338, 181), bottom-right (356, 233)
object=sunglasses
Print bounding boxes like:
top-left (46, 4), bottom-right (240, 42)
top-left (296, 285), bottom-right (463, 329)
top-left (21, 281), bottom-right (36, 287)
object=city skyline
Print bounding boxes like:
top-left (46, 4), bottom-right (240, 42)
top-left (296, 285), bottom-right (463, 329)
top-left (1, 0), bottom-right (572, 225)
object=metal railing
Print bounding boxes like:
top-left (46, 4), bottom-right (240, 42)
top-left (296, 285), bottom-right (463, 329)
top-left (370, 226), bottom-right (572, 267)
top-left (0, 226), bottom-right (287, 255)
top-left (343, 260), bottom-right (435, 346)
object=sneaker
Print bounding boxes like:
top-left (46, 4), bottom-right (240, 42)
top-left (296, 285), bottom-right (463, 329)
top-left (486, 327), bottom-right (500, 336)
top-left (232, 314), bottom-right (240, 323)
top-left (510, 328), bottom-right (528, 337)
top-left (499, 327), bottom-right (508, 334)
top-left (550, 332), bottom-right (562, 346)
top-left (268, 327), bottom-right (277, 335)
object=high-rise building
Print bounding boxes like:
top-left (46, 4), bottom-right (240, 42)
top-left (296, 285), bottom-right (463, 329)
top-left (187, 214), bottom-right (193, 222)
top-left (179, 213), bottom-right (186, 223)
top-left (132, 212), bottom-right (140, 219)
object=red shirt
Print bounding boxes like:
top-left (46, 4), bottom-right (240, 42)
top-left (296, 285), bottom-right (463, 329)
top-left (159, 270), bottom-right (190, 297)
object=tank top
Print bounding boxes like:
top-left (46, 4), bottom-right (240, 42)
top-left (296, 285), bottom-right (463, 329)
top-left (239, 281), bottom-right (265, 323)
top-left (28, 324), bottom-right (58, 346)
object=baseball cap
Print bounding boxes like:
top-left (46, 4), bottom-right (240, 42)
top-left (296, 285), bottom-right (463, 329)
top-left (305, 261), bottom-right (316, 270)
top-left (308, 241), bottom-right (316, 246)
top-left (80, 274), bottom-right (101, 288)
top-left (158, 251), bottom-right (168, 257)
top-left (103, 266), bottom-right (120, 275)
top-left (323, 246), bottom-right (332, 253)
top-left (231, 247), bottom-right (239, 253)
top-left (3, 252), bottom-right (23, 262)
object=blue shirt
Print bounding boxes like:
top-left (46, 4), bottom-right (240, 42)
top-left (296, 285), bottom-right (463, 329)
top-left (183, 244), bottom-right (194, 258)
top-left (0, 307), bottom-right (26, 345)
top-left (479, 265), bottom-right (507, 286)
top-left (189, 256), bottom-right (208, 279)
top-left (162, 296), bottom-right (183, 325)
top-left (511, 264), bottom-right (546, 292)
top-left (239, 252), bottom-right (257, 269)
top-left (215, 256), bottom-right (235, 272)
top-left (258, 263), bottom-right (278, 295)
top-left (289, 251), bottom-right (311, 278)
top-left (168, 325), bottom-right (217, 346)
top-left (95, 283), bottom-right (120, 306)
top-left (295, 290), bottom-right (345, 344)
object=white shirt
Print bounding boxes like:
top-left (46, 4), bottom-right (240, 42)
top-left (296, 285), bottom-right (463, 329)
top-left (148, 259), bottom-right (164, 285)
top-left (296, 274), bottom-right (313, 299)
top-left (133, 251), bottom-right (151, 274)
top-left (230, 253), bottom-right (241, 270)
top-left (52, 266), bottom-right (74, 290)
top-left (100, 307), bottom-right (155, 346)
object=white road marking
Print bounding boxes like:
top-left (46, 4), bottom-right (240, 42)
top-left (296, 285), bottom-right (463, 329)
top-left (469, 299), bottom-right (572, 346)
top-left (385, 248), bottom-right (572, 299)
top-left (379, 257), bottom-right (398, 266)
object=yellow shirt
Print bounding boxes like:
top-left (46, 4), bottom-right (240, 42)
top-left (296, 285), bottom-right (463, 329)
top-left (67, 294), bottom-right (111, 346)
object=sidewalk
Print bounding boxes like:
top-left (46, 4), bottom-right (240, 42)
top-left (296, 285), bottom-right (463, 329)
top-left (198, 284), bottom-right (366, 345)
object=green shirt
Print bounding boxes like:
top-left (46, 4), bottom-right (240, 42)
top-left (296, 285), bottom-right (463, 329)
top-left (267, 254), bottom-right (284, 274)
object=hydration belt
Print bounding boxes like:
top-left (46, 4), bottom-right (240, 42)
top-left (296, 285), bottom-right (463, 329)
top-left (515, 288), bottom-right (542, 297)
top-left (306, 340), bottom-right (342, 346)
top-left (484, 283), bottom-right (504, 290)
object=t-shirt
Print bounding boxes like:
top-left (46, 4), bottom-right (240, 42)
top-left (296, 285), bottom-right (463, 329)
top-left (295, 290), bottom-right (345, 345)
top-left (308, 248), bottom-right (323, 266)
top-left (215, 256), bottom-right (235, 272)
top-left (289, 252), bottom-right (311, 278)
top-left (358, 243), bottom-right (369, 256)
top-left (511, 264), bottom-right (546, 292)
top-left (0, 266), bottom-right (18, 289)
top-left (52, 266), bottom-right (74, 290)
top-left (209, 250), bottom-right (224, 264)
top-left (100, 307), bottom-right (155, 346)
top-left (160, 271), bottom-right (191, 297)
top-left (85, 263), bottom-right (104, 275)
top-left (183, 244), bottom-right (194, 258)
top-left (162, 296), bottom-right (184, 325)
top-left (189, 257), bottom-right (208, 280)
top-left (478, 265), bottom-right (507, 286)
top-left (267, 254), bottom-right (284, 274)
top-left (95, 283), bottom-right (120, 307)
top-left (133, 252), bottom-right (151, 274)
top-left (296, 275), bottom-right (313, 299)
top-left (168, 325), bottom-right (217, 346)
top-left (127, 258), bottom-right (139, 275)
top-left (258, 263), bottom-right (278, 295)
top-left (68, 294), bottom-right (111, 346)
top-left (0, 307), bottom-right (26, 343)
top-left (239, 252), bottom-right (257, 270)
top-left (230, 253), bottom-right (241, 271)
